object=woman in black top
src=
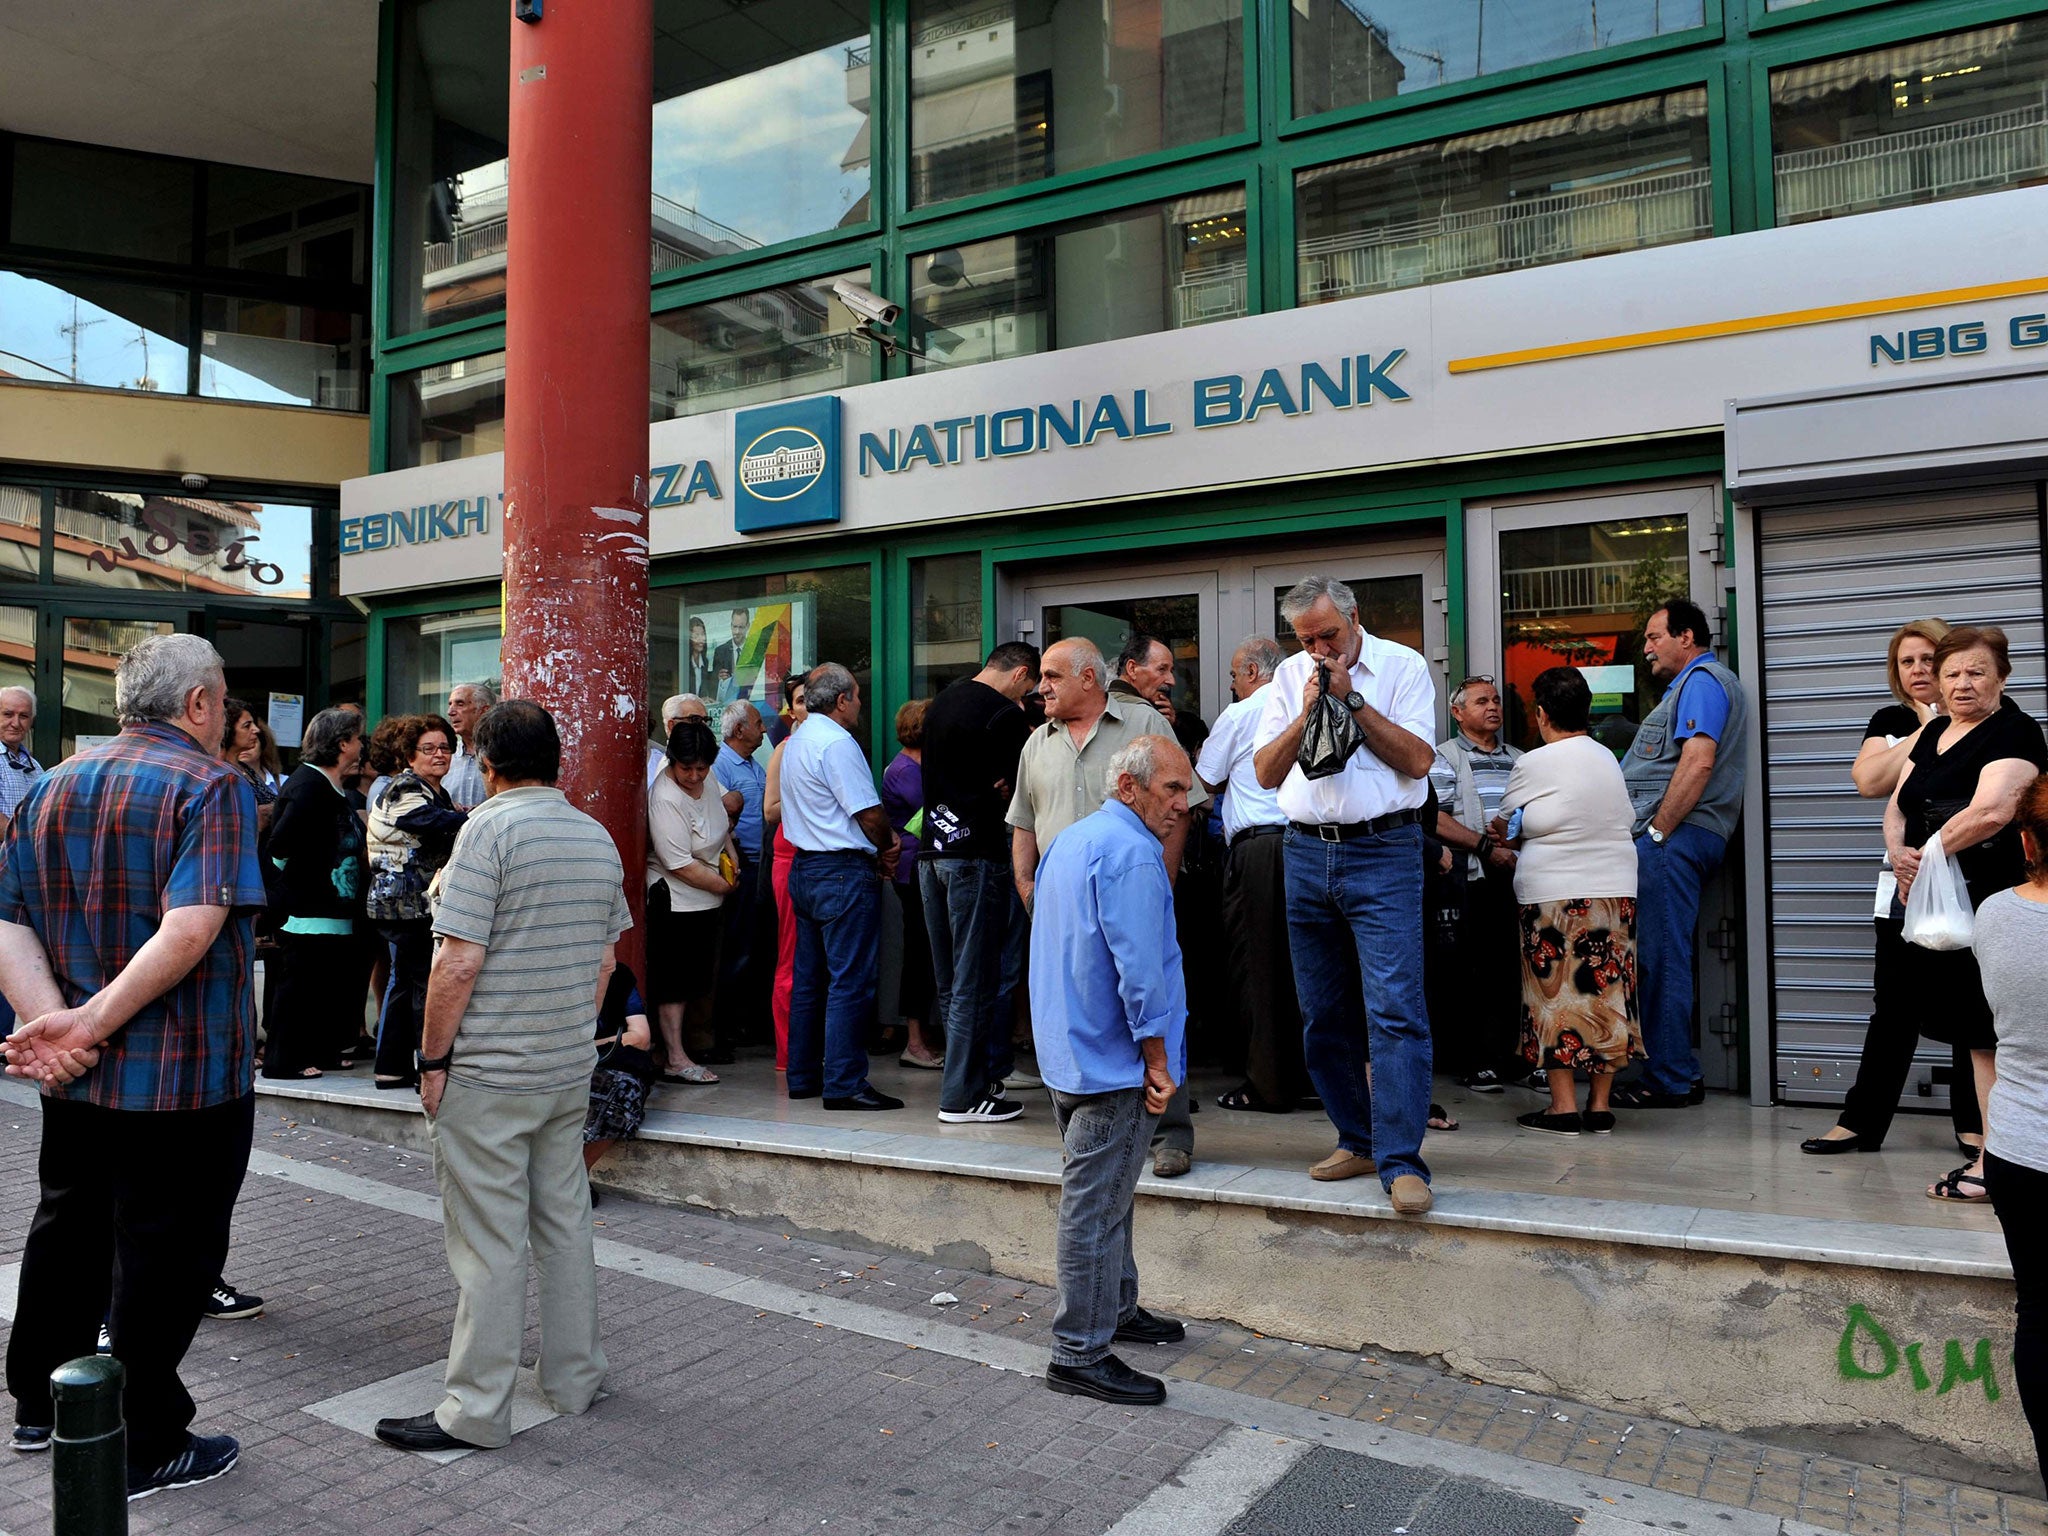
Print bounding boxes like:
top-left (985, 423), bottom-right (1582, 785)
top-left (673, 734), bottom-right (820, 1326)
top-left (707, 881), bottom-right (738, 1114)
top-left (1802, 621), bottom-right (1985, 1157)
top-left (1885, 626), bottom-right (2048, 1202)
top-left (263, 707), bottom-right (369, 1079)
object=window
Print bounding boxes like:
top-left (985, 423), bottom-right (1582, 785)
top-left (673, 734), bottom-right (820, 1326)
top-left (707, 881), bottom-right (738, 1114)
top-left (650, 270), bottom-right (869, 422)
top-left (1, 487), bottom-right (40, 584)
top-left (0, 606), bottom-right (32, 710)
top-left (0, 273), bottom-right (189, 394)
top-left (201, 295), bottom-right (366, 411)
top-left (1296, 88), bottom-right (1711, 303)
top-left (383, 604), bottom-right (504, 716)
top-left (1771, 19), bottom-right (2048, 225)
top-left (205, 164), bottom-right (366, 282)
top-left (907, 0), bottom-right (1244, 206)
top-left (911, 188), bottom-right (1246, 370)
top-left (651, 0), bottom-right (873, 272)
top-left (1497, 516), bottom-right (1690, 754)
top-left (389, 351), bottom-right (507, 469)
top-left (8, 142), bottom-right (196, 264)
top-left (649, 566), bottom-right (874, 755)
top-left (910, 553), bottom-right (984, 698)
top-left (60, 618), bottom-right (175, 757)
top-left (53, 490), bottom-right (315, 598)
top-left (1292, 0), bottom-right (1704, 120)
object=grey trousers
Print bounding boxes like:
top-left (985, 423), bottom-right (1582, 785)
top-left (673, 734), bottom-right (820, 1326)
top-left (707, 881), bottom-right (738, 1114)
top-left (1049, 1086), bottom-right (1158, 1367)
top-left (429, 1077), bottom-right (607, 1446)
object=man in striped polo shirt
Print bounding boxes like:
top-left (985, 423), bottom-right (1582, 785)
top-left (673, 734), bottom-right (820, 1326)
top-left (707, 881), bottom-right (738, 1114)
top-left (375, 700), bottom-right (631, 1456)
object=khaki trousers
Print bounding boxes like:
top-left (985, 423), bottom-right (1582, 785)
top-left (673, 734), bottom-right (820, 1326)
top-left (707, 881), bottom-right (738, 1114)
top-left (429, 1077), bottom-right (606, 1446)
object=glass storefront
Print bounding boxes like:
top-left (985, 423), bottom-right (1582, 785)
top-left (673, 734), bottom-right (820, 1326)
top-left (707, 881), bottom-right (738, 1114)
top-left (52, 490), bottom-right (314, 599)
top-left (910, 189), bottom-right (1247, 368)
top-left (650, 270), bottom-right (870, 422)
top-left (389, 351), bottom-right (507, 469)
top-left (0, 605), bottom-right (30, 701)
top-left (1296, 89), bottom-right (1712, 302)
top-left (1770, 18), bottom-right (2048, 225)
top-left (1, 486), bottom-right (38, 583)
top-left (199, 294), bottom-right (366, 411)
top-left (907, 0), bottom-right (1244, 207)
top-left (909, 553), bottom-right (984, 700)
top-left (1043, 593), bottom-right (1204, 721)
top-left (9, 141), bottom-right (196, 264)
top-left (0, 273), bottom-right (189, 394)
top-left (1292, 0), bottom-right (1704, 120)
top-left (382, 604), bottom-right (505, 717)
top-left (58, 616), bottom-right (174, 758)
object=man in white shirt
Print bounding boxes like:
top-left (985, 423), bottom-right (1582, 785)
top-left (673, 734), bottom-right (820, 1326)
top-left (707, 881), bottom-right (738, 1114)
top-left (778, 663), bottom-right (903, 1112)
top-left (1196, 638), bottom-right (1303, 1114)
top-left (1253, 576), bottom-right (1440, 1214)
top-left (443, 682), bottom-right (497, 810)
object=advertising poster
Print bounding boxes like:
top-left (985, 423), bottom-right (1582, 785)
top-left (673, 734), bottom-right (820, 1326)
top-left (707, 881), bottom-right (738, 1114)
top-left (683, 595), bottom-right (814, 717)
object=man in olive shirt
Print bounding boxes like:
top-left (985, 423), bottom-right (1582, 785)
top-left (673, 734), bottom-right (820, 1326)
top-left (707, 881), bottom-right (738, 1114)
top-left (1007, 637), bottom-right (1208, 1176)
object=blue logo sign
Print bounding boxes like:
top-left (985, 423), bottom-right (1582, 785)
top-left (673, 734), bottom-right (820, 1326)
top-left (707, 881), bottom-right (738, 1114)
top-left (735, 396), bottom-right (841, 532)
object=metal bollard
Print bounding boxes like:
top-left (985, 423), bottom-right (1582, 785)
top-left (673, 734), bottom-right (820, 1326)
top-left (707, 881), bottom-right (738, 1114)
top-left (51, 1355), bottom-right (126, 1536)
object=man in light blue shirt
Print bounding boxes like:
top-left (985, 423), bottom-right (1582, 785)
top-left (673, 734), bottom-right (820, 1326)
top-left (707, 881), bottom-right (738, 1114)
top-left (778, 664), bottom-right (902, 1111)
top-left (1031, 734), bottom-right (1190, 1409)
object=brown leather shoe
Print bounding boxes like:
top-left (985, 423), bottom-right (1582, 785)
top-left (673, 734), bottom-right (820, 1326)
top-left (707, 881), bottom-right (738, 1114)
top-left (1309, 1149), bottom-right (1376, 1182)
top-left (1389, 1174), bottom-right (1433, 1214)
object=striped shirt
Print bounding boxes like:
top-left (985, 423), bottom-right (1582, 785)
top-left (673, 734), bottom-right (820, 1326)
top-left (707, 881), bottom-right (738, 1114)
top-left (432, 785), bottom-right (632, 1094)
top-left (0, 722), bottom-right (265, 1112)
top-left (0, 745), bottom-right (41, 822)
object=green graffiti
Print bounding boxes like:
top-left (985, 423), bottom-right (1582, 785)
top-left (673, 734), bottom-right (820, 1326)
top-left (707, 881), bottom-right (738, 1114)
top-left (1837, 1304), bottom-right (1898, 1381)
top-left (1905, 1341), bottom-right (1932, 1392)
top-left (1938, 1338), bottom-right (2001, 1402)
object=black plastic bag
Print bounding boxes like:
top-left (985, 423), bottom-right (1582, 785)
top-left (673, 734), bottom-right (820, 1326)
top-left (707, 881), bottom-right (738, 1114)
top-left (1298, 663), bottom-right (1365, 780)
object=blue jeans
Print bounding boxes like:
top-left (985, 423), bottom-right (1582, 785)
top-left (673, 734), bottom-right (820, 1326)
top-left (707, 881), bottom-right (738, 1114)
top-left (1633, 822), bottom-right (1726, 1095)
top-left (1283, 823), bottom-right (1433, 1187)
top-left (1048, 1086), bottom-right (1156, 1367)
top-left (788, 851), bottom-right (882, 1100)
top-left (921, 857), bottom-right (1014, 1113)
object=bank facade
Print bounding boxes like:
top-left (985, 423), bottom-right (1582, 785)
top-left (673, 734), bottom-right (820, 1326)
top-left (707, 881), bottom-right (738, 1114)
top-left (332, 0), bottom-right (2045, 1113)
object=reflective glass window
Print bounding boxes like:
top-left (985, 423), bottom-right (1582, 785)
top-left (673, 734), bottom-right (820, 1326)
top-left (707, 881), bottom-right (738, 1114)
top-left (1771, 19), bottom-right (2048, 226)
top-left (911, 188), bottom-right (1246, 370)
top-left (204, 164), bottom-right (366, 283)
top-left (651, 270), bottom-right (869, 422)
top-left (651, 0), bottom-right (873, 271)
top-left (907, 0), bottom-right (1244, 207)
top-left (8, 141), bottom-right (196, 264)
top-left (53, 489), bottom-right (314, 598)
top-left (383, 605), bottom-right (504, 716)
top-left (0, 605), bottom-right (31, 711)
top-left (201, 295), bottom-right (367, 411)
top-left (0, 273), bottom-right (189, 393)
top-left (909, 553), bottom-right (984, 699)
top-left (389, 351), bottom-right (507, 469)
top-left (59, 618), bottom-right (176, 758)
top-left (1296, 89), bottom-right (1711, 304)
top-left (0, 487), bottom-right (39, 584)
top-left (1292, 1), bottom-right (1703, 120)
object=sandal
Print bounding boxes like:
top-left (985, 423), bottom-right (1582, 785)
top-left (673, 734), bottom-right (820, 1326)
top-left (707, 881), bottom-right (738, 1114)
top-left (1216, 1084), bottom-right (1290, 1113)
top-left (1428, 1102), bottom-right (1459, 1132)
top-left (659, 1066), bottom-right (720, 1086)
top-left (1928, 1165), bottom-right (1989, 1203)
top-left (898, 1051), bottom-right (944, 1071)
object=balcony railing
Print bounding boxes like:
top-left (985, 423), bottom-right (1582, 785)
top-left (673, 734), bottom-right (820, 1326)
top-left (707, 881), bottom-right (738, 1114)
top-left (1299, 165), bottom-right (1713, 303)
top-left (846, 43), bottom-right (871, 69)
top-left (1175, 262), bottom-right (1249, 327)
top-left (424, 193), bottom-right (759, 277)
top-left (1773, 102), bottom-right (2048, 223)
top-left (1504, 555), bottom-right (1688, 617)
top-left (914, 5), bottom-right (1011, 46)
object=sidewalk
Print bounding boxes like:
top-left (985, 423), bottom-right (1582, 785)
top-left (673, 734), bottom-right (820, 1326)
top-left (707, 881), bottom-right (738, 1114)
top-left (0, 1093), bottom-right (2038, 1536)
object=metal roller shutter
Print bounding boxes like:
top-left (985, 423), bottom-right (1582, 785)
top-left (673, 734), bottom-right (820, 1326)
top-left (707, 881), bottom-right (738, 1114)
top-left (1759, 485), bottom-right (2045, 1106)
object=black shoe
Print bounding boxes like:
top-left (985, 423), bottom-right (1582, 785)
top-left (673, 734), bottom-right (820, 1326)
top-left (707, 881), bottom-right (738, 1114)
top-left (1113, 1307), bottom-right (1186, 1346)
top-left (1457, 1070), bottom-right (1508, 1094)
top-left (824, 1087), bottom-right (905, 1111)
top-left (1800, 1130), bottom-right (1873, 1154)
top-left (1688, 1080), bottom-right (1706, 1105)
top-left (129, 1433), bottom-right (239, 1500)
top-left (203, 1281), bottom-right (264, 1320)
top-left (1517, 1110), bottom-right (1582, 1136)
top-left (1045, 1353), bottom-right (1166, 1406)
top-left (787, 1086), bottom-right (822, 1100)
top-left (374, 1412), bottom-right (487, 1454)
top-left (374, 1075), bottom-right (419, 1091)
top-left (1583, 1111), bottom-right (1616, 1134)
top-left (1514, 1070), bottom-right (1550, 1093)
top-left (10, 1424), bottom-right (51, 1453)
top-left (937, 1096), bottom-right (1023, 1124)
top-left (1610, 1084), bottom-right (1694, 1109)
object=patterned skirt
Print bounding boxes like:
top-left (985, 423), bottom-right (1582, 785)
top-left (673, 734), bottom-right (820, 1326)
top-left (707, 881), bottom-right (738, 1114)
top-left (1518, 897), bottom-right (1644, 1074)
top-left (583, 1066), bottom-right (651, 1144)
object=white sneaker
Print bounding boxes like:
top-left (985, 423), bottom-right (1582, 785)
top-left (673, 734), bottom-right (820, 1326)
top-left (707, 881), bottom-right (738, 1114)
top-left (938, 1097), bottom-right (1024, 1124)
top-left (1004, 1069), bottom-right (1043, 1090)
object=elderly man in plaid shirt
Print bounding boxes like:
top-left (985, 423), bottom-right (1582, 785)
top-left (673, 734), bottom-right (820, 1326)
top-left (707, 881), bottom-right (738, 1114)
top-left (0, 633), bottom-right (266, 1503)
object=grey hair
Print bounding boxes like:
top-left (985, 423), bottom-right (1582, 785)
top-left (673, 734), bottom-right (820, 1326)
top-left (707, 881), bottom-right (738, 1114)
top-left (1278, 575), bottom-right (1359, 626)
top-left (720, 698), bottom-right (758, 740)
top-left (1103, 733), bottom-right (1183, 797)
top-left (300, 706), bottom-right (363, 767)
top-left (1449, 677), bottom-right (1498, 711)
top-left (114, 633), bottom-right (225, 726)
top-left (1234, 636), bottom-right (1284, 684)
top-left (662, 693), bottom-right (706, 725)
top-left (0, 684), bottom-right (33, 720)
top-left (450, 680), bottom-right (498, 707)
top-left (806, 663), bottom-right (857, 715)
top-left (1051, 638), bottom-right (1109, 691)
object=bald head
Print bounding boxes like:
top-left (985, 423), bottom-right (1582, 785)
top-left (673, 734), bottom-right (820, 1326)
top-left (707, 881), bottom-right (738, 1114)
top-left (1039, 638), bottom-right (1108, 724)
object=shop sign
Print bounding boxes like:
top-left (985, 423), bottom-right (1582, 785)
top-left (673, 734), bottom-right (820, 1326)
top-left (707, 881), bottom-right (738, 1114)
top-left (338, 494), bottom-right (495, 555)
top-left (1869, 313), bottom-right (2048, 366)
top-left (734, 396), bottom-right (841, 531)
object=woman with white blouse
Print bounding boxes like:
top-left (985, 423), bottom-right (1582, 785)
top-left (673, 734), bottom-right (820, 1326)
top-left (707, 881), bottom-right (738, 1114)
top-left (646, 718), bottom-right (738, 1085)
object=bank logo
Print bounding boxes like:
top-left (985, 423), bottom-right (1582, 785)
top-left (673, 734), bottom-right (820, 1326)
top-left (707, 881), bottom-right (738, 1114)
top-left (734, 396), bottom-right (842, 532)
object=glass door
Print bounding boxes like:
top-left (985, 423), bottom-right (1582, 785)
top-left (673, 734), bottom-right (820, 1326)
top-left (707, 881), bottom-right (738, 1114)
top-left (1018, 570), bottom-right (1222, 728)
top-left (55, 614), bottom-right (178, 758)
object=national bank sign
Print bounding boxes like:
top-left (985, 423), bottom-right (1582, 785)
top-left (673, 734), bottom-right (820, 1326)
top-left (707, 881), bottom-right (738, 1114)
top-left (734, 396), bottom-right (842, 532)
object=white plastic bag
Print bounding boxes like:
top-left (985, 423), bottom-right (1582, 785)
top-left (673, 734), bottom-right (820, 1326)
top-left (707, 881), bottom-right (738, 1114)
top-left (1902, 831), bottom-right (1974, 952)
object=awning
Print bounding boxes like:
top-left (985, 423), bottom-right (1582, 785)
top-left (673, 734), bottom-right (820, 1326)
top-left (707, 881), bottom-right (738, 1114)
top-left (1298, 90), bottom-right (1703, 183)
top-left (1768, 23), bottom-right (2026, 104)
top-left (912, 78), bottom-right (1019, 153)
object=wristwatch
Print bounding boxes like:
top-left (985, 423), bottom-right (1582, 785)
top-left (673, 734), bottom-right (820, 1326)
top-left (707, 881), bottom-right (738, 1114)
top-left (1343, 690), bottom-right (1365, 713)
top-left (418, 1051), bottom-right (453, 1073)
top-left (1647, 825), bottom-right (1667, 845)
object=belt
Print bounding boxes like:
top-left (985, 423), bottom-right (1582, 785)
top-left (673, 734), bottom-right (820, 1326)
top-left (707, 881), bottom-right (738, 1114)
top-left (1289, 808), bottom-right (1423, 842)
top-left (791, 846), bottom-right (875, 860)
top-left (1229, 825), bottom-right (1286, 848)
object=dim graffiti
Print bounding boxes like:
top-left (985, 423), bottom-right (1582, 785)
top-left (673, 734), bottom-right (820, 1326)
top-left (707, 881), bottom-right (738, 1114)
top-left (1836, 1304), bottom-right (2001, 1404)
top-left (85, 503), bottom-right (284, 585)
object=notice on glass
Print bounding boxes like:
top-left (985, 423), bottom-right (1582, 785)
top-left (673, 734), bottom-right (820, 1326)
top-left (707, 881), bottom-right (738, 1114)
top-left (1576, 664), bottom-right (1636, 714)
top-left (268, 692), bottom-right (305, 748)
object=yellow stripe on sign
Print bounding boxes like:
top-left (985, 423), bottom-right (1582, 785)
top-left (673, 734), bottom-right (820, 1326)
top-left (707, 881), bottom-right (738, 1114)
top-left (1445, 275), bottom-right (2048, 374)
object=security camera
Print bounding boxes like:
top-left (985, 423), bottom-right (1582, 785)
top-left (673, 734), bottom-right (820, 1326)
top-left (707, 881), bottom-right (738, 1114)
top-left (831, 280), bottom-right (901, 328)
top-left (179, 473), bottom-right (209, 491)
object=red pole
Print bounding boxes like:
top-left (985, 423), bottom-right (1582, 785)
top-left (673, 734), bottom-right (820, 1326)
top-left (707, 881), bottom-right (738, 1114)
top-left (502, 0), bottom-right (653, 967)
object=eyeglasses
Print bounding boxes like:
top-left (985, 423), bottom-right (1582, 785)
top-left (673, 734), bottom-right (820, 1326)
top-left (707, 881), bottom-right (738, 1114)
top-left (1457, 675), bottom-right (1495, 689)
top-left (417, 744), bottom-right (453, 755)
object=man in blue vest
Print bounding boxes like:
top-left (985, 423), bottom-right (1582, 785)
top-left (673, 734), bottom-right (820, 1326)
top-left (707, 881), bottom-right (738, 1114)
top-left (1614, 599), bottom-right (1748, 1109)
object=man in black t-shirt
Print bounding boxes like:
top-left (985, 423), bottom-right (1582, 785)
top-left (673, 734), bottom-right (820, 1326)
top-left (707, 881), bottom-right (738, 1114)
top-left (921, 642), bottom-right (1041, 1124)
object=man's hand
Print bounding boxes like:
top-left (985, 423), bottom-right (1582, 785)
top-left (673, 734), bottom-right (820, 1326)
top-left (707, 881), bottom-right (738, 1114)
top-left (1438, 846), bottom-right (1453, 875)
top-left (420, 1069), bottom-right (446, 1119)
top-left (1143, 1059), bottom-right (1174, 1116)
top-left (4, 1008), bottom-right (102, 1088)
top-left (1299, 663), bottom-right (1328, 717)
top-left (1485, 843), bottom-right (1517, 872)
top-left (878, 842), bottom-right (901, 881)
